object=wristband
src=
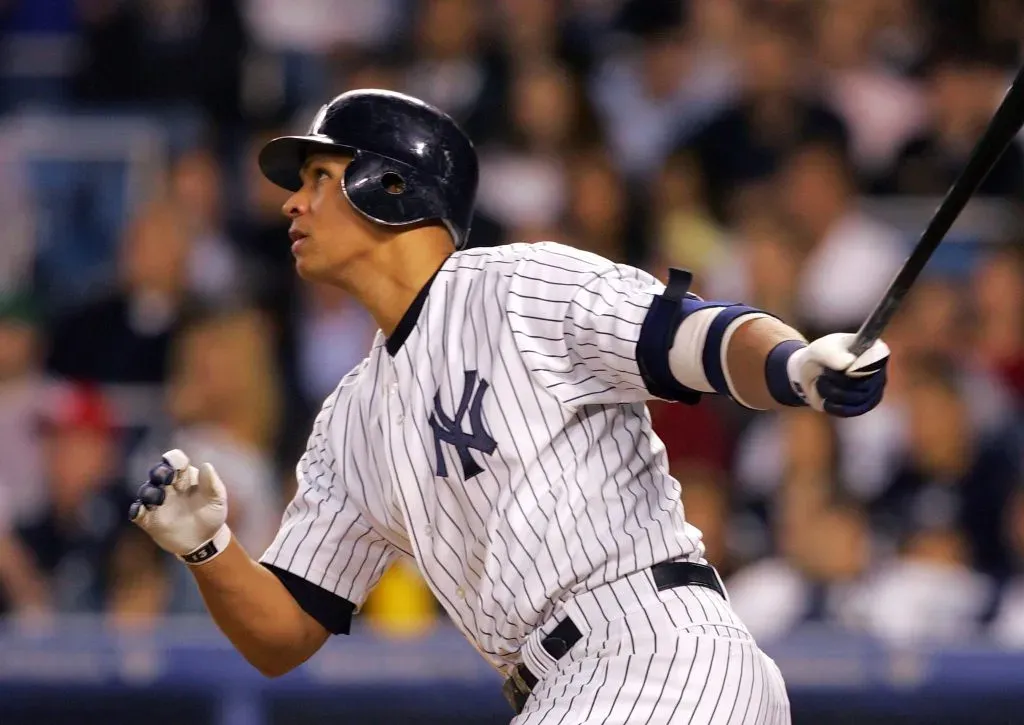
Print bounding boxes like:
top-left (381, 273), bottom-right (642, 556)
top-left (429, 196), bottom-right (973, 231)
top-left (179, 525), bottom-right (232, 566)
top-left (766, 339), bottom-right (808, 407)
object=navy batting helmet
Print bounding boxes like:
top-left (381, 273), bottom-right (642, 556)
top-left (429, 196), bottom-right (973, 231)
top-left (259, 89), bottom-right (478, 249)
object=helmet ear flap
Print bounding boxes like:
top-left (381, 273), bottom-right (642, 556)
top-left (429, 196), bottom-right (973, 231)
top-left (342, 152), bottom-right (447, 233)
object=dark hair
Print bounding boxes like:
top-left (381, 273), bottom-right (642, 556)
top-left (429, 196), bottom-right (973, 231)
top-left (504, 57), bottom-right (605, 151)
top-left (613, 0), bottom-right (690, 39)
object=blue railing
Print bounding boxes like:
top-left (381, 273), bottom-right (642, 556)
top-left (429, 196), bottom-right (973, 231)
top-left (1, 618), bottom-right (1024, 724)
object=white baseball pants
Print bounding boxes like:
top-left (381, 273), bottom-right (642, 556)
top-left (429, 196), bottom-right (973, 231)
top-left (512, 566), bottom-right (791, 725)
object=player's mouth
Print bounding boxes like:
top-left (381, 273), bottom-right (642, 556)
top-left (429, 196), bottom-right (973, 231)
top-left (289, 227), bottom-right (310, 253)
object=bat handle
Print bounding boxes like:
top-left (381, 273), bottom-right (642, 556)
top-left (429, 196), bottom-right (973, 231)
top-left (846, 280), bottom-right (907, 358)
top-left (847, 330), bottom-right (874, 359)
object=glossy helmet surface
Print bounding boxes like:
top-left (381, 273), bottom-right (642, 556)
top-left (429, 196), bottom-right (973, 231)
top-left (259, 89), bottom-right (478, 249)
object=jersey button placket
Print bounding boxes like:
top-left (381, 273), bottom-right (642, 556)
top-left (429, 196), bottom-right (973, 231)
top-left (389, 382), bottom-right (404, 423)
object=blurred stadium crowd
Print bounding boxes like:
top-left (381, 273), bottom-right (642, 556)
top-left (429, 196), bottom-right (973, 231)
top-left (0, 0), bottom-right (1022, 653)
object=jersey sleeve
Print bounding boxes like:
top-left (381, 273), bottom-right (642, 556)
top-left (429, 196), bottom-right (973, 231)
top-left (507, 242), bottom-right (697, 407)
top-left (259, 384), bottom-right (397, 634)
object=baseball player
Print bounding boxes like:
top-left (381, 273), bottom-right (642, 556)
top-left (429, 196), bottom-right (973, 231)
top-left (130, 90), bottom-right (889, 724)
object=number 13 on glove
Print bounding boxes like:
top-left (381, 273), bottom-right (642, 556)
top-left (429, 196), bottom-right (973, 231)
top-left (129, 449), bottom-right (232, 565)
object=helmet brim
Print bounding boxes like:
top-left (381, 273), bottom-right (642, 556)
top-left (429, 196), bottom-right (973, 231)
top-left (258, 135), bottom-right (354, 192)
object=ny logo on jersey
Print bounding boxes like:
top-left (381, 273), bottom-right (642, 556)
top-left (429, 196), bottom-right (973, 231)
top-left (428, 370), bottom-right (497, 479)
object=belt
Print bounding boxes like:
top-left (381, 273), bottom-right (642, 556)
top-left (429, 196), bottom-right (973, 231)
top-left (502, 561), bottom-right (726, 714)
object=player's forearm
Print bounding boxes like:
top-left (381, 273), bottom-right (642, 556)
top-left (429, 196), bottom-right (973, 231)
top-left (190, 536), bottom-right (328, 677)
top-left (724, 316), bottom-right (807, 410)
top-left (666, 303), bottom-right (808, 410)
top-left (662, 295), bottom-right (888, 415)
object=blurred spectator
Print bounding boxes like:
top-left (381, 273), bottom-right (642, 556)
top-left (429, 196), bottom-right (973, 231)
top-left (970, 243), bottom-right (1024, 402)
top-left (647, 152), bottom-right (732, 284)
top-left (46, 200), bottom-right (193, 384)
top-left (8, 385), bottom-right (147, 615)
top-left (728, 494), bottom-right (871, 643)
top-left (886, 275), bottom-right (970, 362)
top-left (677, 463), bottom-right (730, 572)
top-left (778, 139), bottom-right (907, 336)
top-left (687, 0), bottom-right (744, 52)
top-left (241, 0), bottom-right (403, 119)
top-left (561, 146), bottom-right (636, 264)
top-left (495, 0), bottom-right (595, 75)
top-left (243, 0), bottom-right (401, 56)
top-left (73, 0), bottom-right (249, 128)
top-left (476, 59), bottom-right (599, 238)
top-left (673, 3), bottom-right (847, 224)
top-left (401, 0), bottom-right (507, 145)
top-left (976, 0), bottom-right (1024, 66)
top-left (167, 146), bottom-right (244, 304)
top-left (229, 128), bottom-right (294, 315)
top-left (813, 0), bottom-right (927, 177)
top-left (853, 526), bottom-right (994, 644)
top-left (881, 274), bottom-right (1015, 442)
top-left (590, 0), bottom-right (736, 183)
top-left (866, 0), bottom-right (931, 73)
top-left (990, 485), bottom-right (1024, 646)
top-left (730, 406), bottom-right (840, 568)
top-left (700, 207), bottom-right (804, 320)
top-left (870, 355), bottom-right (1020, 581)
top-left (0, 293), bottom-right (48, 523)
top-left (876, 49), bottom-right (1024, 196)
top-left (650, 398), bottom-right (731, 490)
top-left (0, 503), bottom-right (51, 619)
top-left (295, 283), bottom-right (378, 408)
top-left (731, 411), bottom-right (876, 645)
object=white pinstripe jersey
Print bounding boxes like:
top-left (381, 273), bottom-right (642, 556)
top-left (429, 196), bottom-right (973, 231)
top-left (259, 242), bottom-right (708, 670)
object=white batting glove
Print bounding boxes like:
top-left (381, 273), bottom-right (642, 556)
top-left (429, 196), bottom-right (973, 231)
top-left (786, 332), bottom-right (890, 417)
top-left (129, 449), bottom-right (231, 565)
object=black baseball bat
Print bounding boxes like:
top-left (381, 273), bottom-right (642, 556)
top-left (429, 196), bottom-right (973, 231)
top-left (848, 63), bottom-right (1024, 358)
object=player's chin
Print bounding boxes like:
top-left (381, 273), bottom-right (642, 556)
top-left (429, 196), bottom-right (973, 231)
top-left (292, 250), bottom-right (324, 281)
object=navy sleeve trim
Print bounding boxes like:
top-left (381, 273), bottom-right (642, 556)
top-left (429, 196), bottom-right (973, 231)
top-left (262, 563), bottom-right (356, 635)
top-left (700, 305), bottom-right (766, 397)
top-left (636, 268), bottom-right (703, 405)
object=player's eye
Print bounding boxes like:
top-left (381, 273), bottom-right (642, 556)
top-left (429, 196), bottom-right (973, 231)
top-left (314, 168), bottom-right (331, 184)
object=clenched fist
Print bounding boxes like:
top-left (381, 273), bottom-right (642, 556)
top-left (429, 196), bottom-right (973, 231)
top-left (786, 332), bottom-right (890, 417)
top-left (130, 449), bottom-right (232, 565)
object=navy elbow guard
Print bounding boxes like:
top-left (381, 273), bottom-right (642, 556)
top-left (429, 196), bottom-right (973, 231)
top-left (636, 269), bottom-right (703, 403)
top-left (637, 268), bottom-right (773, 405)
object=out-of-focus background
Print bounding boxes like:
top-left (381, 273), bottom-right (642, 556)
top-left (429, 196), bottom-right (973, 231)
top-left (0, 0), bottom-right (1022, 723)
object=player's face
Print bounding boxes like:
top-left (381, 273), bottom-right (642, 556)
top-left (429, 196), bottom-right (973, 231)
top-left (282, 153), bottom-right (376, 283)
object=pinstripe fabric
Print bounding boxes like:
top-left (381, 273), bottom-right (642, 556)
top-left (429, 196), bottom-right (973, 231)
top-left (257, 240), bottom-right (786, 717)
top-left (514, 569), bottom-right (790, 724)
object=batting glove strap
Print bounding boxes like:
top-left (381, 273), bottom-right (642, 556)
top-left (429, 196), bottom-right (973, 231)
top-left (179, 524), bottom-right (232, 566)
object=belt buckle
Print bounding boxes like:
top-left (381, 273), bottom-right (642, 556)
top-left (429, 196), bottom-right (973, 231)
top-left (502, 665), bottom-right (533, 714)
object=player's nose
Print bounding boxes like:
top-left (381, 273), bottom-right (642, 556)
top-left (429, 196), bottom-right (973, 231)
top-left (282, 189), bottom-right (308, 219)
